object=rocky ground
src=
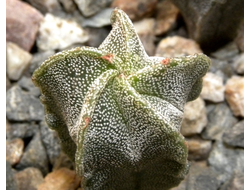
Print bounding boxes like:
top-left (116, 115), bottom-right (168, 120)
top-left (6, 0), bottom-right (244, 190)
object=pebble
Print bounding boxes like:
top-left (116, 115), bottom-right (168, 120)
top-left (154, 0), bottom-right (179, 35)
top-left (202, 103), bottom-right (238, 141)
top-left (186, 162), bottom-right (221, 190)
top-left (225, 75), bottom-right (244, 117)
top-left (81, 8), bottom-right (113, 28)
top-left (40, 120), bottom-right (62, 166)
top-left (209, 58), bottom-right (234, 83)
top-left (171, 161), bottom-right (220, 190)
top-left (220, 172), bottom-right (244, 190)
top-left (155, 36), bottom-right (202, 58)
top-left (15, 132), bottom-right (49, 175)
top-left (111, 0), bottom-right (158, 21)
top-left (186, 137), bottom-right (212, 161)
top-left (6, 0), bottom-right (43, 51)
top-left (6, 85), bottom-right (44, 121)
top-left (222, 120), bottom-right (244, 148)
top-left (181, 97), bottom-right (207, 136)
top-left (232, 53), bottom-right (244, 74)
top-left (38, 167), bottom-right (81, 190)
top-left (6, 161), bottom-right (18, 190)
top-left (18, 76), bottom-right (41, 97)
top-left (200, 72), bottom-right (225, 102)
top-left (74, 0), bottom-right (113, 17)
top-left (36, 13), bottom-right (89, 51)
top-left (6, 42), bottom-right (32, 81)
top-left (85, 27), bottom-right (110, 48)
top-left (134, 18), bottom-right (155, 34)
top-left (29, 50), bottom-right (55, 74)
top-left (208, 141), bottom-right (244, 183)
top-left (25, 0), bottom-right (63, 15)
top-left (15, 167), bottom-right (44, 190)
top-left (58, 0), bottom-right (77, 13)
top-left (134, 18), bottom-right (156, 56)
top-left (6, 138), bottom-right (24, 166)
top-left (6, 122), bottom-right (39, 140)
top-left (211, 42), bottom-right (240, 60)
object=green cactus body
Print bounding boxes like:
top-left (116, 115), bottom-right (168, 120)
top-left (32, 8), bottom-right (210, 190)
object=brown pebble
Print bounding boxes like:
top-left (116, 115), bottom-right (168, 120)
top-left (38, 167), bottom-right (81, 190)
top-left (15, 167), bottom-right (44, 190)
top-left (6, 0), bottom-right (43, 51)
top-left (111, 0), bottom-right (157, 21)
top-left (6, 138), bottom-right (24, 165)
top-left (225, 76), bottom-right (244, 117)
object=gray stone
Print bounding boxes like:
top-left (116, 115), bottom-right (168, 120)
top-left (58, 0), bottom-right (77, 13)
top-left (222, 120), bottom-right (244, 148)
top-left (6, 122), bottom-right (39, 140)
top-left (29, 95), bottom-right (45, 119)
top-left (29, 50), bottom-right (55, 74)
top-left (235, 21), bottom-right (244, 52)
top-left (6, 86), bottom-right (28, 121)
top-left (6, 161), bottom-right (18, 190)
top-left (209, 58), bottom-right (234, 83)
top-left (15, 167), bottom-right (44, 190)
top-left (15, 132), bottom-right (49, 175)
top-left (81, 8), bottom-right (113, 28)
top-left (18, 76), bottom-right (41, 97)
top-left (18, 76), bottom-right (34, 91)
top-left (40, 120), bottom-right (61, 166)
top-left (85, 27), bottom-right (110, 48)
top-left (171, 162), bottom-right (221, 190)
top-left (74, 0), bottom-right (113, 17)
top-left (232, 53), bottom-right (244, 74)
top-left (6, 85), bottom-right (44, 121)
top-left (208, 141), bottom-right (244, 183)
top-left (220, 172), bottom-right (244, 190)
top-left (211, 42), bottom-right (240, 60)
top-left (202, 103), bottom-right (238, 141)
top-left (25, 0), bottom-right (63, 15)
top-left (171, 0), bottom-right (244, 51)
top-left (187, 162), bottom-right (221, 190)
top-left (56, 7), bottom-right (86, 25)
top-left (39, 121), bottom-right (74, 170)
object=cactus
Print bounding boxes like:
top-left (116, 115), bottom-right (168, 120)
top-left (32, 8), bottom-right (210, 190)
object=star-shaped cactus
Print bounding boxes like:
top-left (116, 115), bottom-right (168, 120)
top-left (32, 8), bottom-right (210, 190)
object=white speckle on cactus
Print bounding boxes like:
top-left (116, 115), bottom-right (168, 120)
top-left (32, 8), bottom-right (210, 190)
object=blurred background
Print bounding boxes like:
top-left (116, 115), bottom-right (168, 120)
top-left (6, 0), bottom-right (244, 189)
